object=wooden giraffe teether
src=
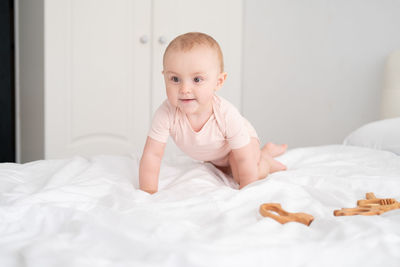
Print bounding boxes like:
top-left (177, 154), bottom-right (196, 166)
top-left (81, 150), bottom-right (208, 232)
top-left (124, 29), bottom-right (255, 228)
top-left (259, 203), bottom-right (314, 226)
top-left (334, 192), bottom-right (400, 216)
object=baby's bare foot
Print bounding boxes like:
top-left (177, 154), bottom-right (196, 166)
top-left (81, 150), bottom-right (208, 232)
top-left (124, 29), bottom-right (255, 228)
top-left (269, 159), bottom-right (287, 173)
top-left (262, 143), bottom-right (287, 157)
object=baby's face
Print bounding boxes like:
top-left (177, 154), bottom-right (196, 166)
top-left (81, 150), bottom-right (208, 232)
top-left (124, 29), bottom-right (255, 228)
top-left (163, 45), bottom-right (226, 116)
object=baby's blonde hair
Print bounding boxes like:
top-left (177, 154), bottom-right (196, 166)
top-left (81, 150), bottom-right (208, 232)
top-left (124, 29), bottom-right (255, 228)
top-left (163, 32), bottom-right (224, 72)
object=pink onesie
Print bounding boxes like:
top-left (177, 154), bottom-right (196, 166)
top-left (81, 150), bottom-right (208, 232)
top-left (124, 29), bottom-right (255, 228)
top-left (148, 95), bottom-right (258, 167)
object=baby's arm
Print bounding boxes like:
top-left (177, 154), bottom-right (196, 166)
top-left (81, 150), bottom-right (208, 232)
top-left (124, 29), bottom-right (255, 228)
top-left (139, 137), bottom-right (166, 194)
top-left (230, 144), bottom-right (259, 189)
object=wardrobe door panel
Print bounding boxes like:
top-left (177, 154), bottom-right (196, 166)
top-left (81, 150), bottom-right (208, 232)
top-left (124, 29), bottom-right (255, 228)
top-left (45, 0), bottom-right (151, 158)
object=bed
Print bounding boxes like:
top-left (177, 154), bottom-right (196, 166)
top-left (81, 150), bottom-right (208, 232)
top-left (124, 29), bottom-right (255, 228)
top-left (1, 141), bottom-right (400, 267)
top-left (2, 51), bottom-right (400, 267)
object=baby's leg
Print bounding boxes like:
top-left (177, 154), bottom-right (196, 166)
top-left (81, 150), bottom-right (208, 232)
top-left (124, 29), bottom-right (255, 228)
top-left (229, 138), bottom-right (267, 184)
top-left (229, 138), bottom-right (286, 187)
top-left (228, 138), bottom-right (269, 185)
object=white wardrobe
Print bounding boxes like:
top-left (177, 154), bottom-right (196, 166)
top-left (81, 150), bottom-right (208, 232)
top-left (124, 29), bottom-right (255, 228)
top-left (18, 0), bottom-right (243, 162)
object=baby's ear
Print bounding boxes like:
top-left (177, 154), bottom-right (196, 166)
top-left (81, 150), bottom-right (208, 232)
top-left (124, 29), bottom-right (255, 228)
top-left (215, 72), bottom-right (227, 91)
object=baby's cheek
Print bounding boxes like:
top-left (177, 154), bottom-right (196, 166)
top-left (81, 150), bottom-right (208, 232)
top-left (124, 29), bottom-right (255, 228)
top-left (166, 91), bottom-right (177, 103)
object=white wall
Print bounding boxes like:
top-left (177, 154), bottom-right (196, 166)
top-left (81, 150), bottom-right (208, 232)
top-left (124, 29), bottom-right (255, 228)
top-left (17, 0), bottom-right (400, 161)
top-left (242, 0), bottom-right (400, 148)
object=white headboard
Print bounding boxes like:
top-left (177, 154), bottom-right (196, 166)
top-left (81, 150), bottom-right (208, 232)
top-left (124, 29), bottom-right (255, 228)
top-left (381, 50), bottom-right (400, 119)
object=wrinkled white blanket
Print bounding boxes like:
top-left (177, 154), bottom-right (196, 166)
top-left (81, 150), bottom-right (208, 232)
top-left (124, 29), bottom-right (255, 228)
top-left (1, 145), bottom-right (400, 267)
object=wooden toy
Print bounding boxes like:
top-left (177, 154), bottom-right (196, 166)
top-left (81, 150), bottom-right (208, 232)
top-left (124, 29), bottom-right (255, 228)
top-left (259, 203), bottom-right (314, 226)
top-left (334, 192), bottom-right (400, 216)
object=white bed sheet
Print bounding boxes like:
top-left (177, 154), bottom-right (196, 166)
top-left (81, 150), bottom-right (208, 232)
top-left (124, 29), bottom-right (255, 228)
top-left (1, 145), bottom-right (400, 267)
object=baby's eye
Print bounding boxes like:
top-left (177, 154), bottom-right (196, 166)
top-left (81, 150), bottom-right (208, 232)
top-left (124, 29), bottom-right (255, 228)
top-left (193, 77), bottom-right (202, 83)
top-left (171, 76), bottom-right (180, 83)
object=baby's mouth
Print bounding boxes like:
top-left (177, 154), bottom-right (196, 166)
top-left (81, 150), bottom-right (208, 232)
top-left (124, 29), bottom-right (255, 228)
top-left (179, 98), bottom-right (196, 103)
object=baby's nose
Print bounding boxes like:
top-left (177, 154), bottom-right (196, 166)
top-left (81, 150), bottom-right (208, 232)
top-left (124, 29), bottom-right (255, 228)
top-left (179, 82), bottom-right (191, 93)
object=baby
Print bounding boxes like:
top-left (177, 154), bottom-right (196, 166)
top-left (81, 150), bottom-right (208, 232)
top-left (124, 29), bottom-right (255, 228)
top-left (139, 32), bottom-right (287, 194)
